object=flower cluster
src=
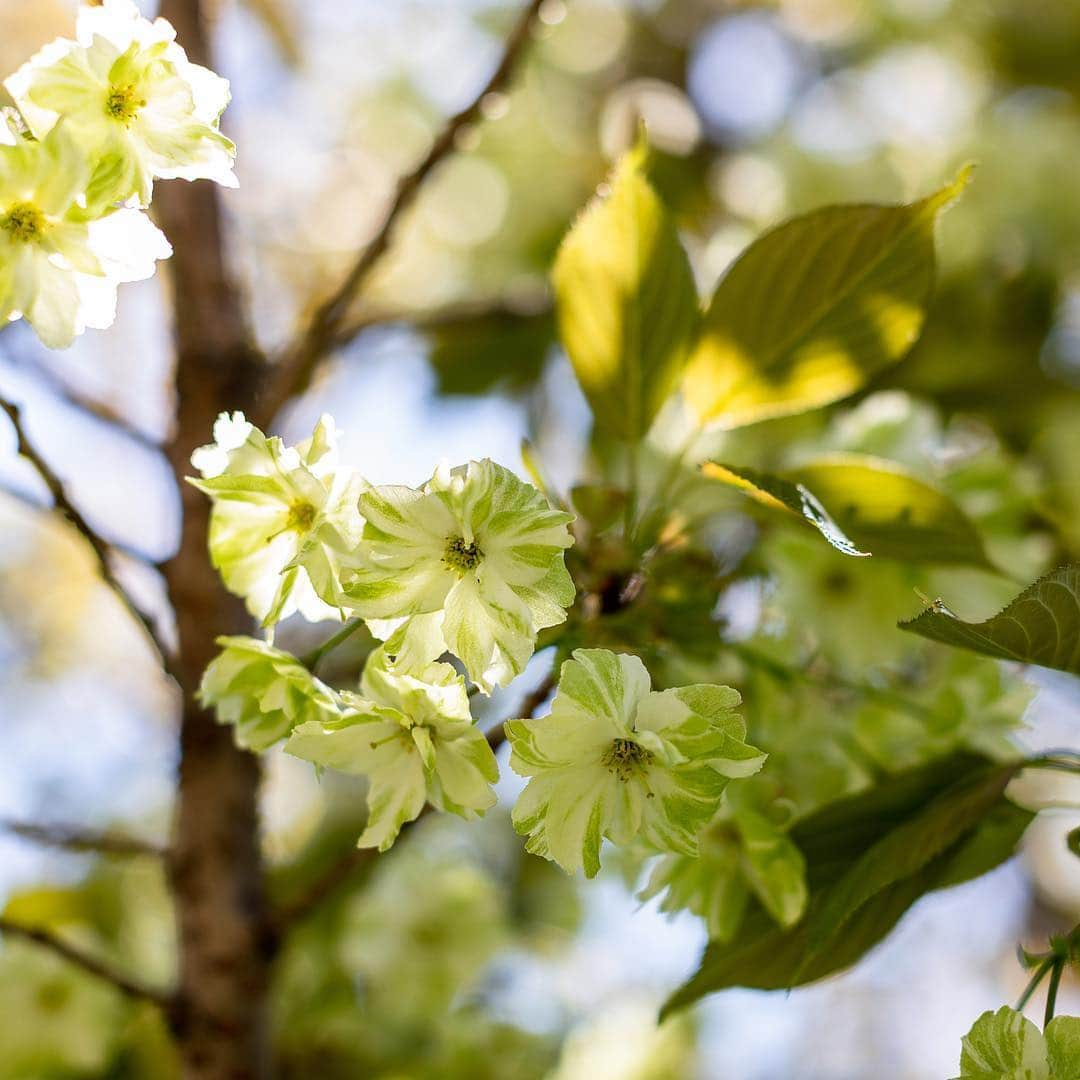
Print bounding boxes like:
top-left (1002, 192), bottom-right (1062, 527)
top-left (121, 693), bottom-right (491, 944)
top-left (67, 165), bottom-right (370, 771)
top-left (1, 0), bottom-right (236, 347)
top-left (193, 415), bottom-right (764, 867)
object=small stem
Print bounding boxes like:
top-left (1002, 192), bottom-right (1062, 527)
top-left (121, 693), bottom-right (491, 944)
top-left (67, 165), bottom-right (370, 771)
top-left (0, 917), bottom-right (174, 1009)
top-left (731, 642), bottom-right (939, 723)
top-left (1044, 957), bottom-right (1065, 1026)
top-left (301, 617), bottom-right (366, 671)
top-left (1, 820), bottom-right (167, 859)
top-left (1016, 956), bottom-right (1055, 1012)
top-left (624, 438), bottom-right (640, 540)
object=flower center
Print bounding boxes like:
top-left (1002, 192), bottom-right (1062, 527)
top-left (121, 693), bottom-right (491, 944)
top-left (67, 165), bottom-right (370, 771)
top-left (601, 737), bottom-right (653, 781)
top-left (443, 535), bottom-right (482, 573)
top-left (1, 202), bottom-right (45, 243)
top-left (105, 84), bottom-right (145, 124)
top-left (285, 500), bottom-right (317, 532)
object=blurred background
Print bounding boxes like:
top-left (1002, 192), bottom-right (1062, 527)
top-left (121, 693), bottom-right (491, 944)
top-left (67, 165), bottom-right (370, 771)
top-left (2, 0), bottom-right (1080, 1076)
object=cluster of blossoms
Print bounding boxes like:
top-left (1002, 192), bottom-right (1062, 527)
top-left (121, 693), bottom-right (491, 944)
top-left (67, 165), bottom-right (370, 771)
top-left (1, 0), bottom-right (236, 347)
top-left (194, 413), bottom-right (765, 871)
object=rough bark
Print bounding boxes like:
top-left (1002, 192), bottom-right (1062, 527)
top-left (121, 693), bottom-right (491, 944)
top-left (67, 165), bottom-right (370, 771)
top-left (156, 1), bottom-right (271, 1076)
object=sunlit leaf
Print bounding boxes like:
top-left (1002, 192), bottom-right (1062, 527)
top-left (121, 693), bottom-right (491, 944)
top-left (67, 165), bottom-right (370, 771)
top-left (900, 564), bottom-right (1080, 674)
top-left (684, 169), bottom-right (971, 428)
top-left (552, 138), bottom-right (699, 441)
top-left (662, 754), bottom-right (1031, 1015)
top-left (701, 462), bottom-right (868, 557)
top-left (793, 455), bottom-right (993, 568)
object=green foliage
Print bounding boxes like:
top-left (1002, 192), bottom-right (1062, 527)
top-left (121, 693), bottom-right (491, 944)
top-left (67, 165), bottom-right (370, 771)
top-left (552, 137), bottom-right (700, 442)
top-left (683, 170), bottom-right (970, 428)
top-left (700, 461), bottom-right (868, 557)
top-left (663, 754), bottom-right (1032, 1016)
top-left (901, 565), bottom-right (1080, 674)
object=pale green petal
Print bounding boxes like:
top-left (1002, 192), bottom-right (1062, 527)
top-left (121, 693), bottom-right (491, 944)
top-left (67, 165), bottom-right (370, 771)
top-left (511, 766), bottom-right (613, 878)
top-left (200, 635), bottom-right (340, 752)
top-left (1045, 1016), bottom-right (1080, 1079)
top-left (442, 572), bottom-right (535, 693)
top-left (358, 751), bottom-right (429, 852)
top-left (732, 806), bottom-right (808, 928)
top-left (555, 648), bottom-right (652, 734)
top-left (431, 727), bottom-right (499, 818)
top-left (189, 413), bottom-right (363, 625)
top-left (958, 1008), bottom-right (1049, 1080)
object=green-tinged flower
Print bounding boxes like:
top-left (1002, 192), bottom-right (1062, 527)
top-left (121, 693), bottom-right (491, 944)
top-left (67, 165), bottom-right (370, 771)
top-left (343, 459), bottom-right (575, 693)
top-left (641, 788), bottom-right (807, 942)
top-left (285, 646), bottom-right (499, 851)
top-left (0, 126), bottom-right (170, 348)
top-left (189, 412), bottom-right (364, 627)
top-left (5, 0), bottom-right (235, 209)
top-left (957, 1007), bottom-right (1080, 1079)
top-left (505, 649), bottom-right (765, 878)
top-left (199, 635), bottom-right (339, 751)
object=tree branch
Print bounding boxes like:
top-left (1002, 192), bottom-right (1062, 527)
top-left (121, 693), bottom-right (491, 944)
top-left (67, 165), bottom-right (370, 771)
top-left (258, 0), bottom-right (546, 425)
top-left (0, 350), bottom-right (161, 451)
top-left (270, 666), bottom-right (556, 938)
top-left (1, 820), bottom-right (167, 859)
top-left (328, 291), bottom-right (551, 354)
top-left (0, 396), bottom-right (176, 678)
top-left (0, 916), bottom-right (174, 1009)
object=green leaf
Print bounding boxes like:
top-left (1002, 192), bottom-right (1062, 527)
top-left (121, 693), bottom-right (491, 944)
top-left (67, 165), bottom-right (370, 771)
top-left (684, 169), bottom-right (971, 428)
top-left (803, 761), bottom-right (1018, 959)
top-left (792, 456), bottom-right (993, 568)
top-left (700, 462), bottom-right (869, 557)
top-left (900, 565), bottom-right (1080, 674)
top-left (703, 454), bottom-right (992, 567)
top-left (661, 753), bottom-right (1031, 1016)
top-left (552, 139), bottom-right (700, 441)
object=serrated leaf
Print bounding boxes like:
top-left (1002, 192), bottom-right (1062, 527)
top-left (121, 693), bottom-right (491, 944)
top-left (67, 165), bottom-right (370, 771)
top-left (900, 565), bottom-right (1080, 674)
top-left (793, 455), bottom-right (992, 567)
top-left (701, 462), bottom-right (868, 557)
top-left (684, 169), bottom-right (971, 428)
top-left (552, 140), bottom-right (700, 441)
top-left (661, 754), bottom-right (1032, 1016)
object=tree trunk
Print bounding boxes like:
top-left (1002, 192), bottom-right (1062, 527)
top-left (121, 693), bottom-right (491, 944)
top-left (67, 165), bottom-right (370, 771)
top-left (156, 1), bottom-right (271, 1075)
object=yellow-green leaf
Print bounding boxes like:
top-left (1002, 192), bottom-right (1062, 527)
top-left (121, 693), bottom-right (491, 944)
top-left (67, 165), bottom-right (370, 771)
top-left (552, 140), bottom-right (700, 441)
top-left (684, 169), bottom-right (971, 428)
top-left (900, 564), bottom-right (1080, 674)
top-left (791, 454), bottom-right (993, 568)
top-left (701, 461), bottom-right (869, 557)
top-left (703, 454), bottom-right (991, 567)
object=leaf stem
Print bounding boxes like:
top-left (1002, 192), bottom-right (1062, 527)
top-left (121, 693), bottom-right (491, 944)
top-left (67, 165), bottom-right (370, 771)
top-left (1016, 956), bottom-right (1055, 1012)
top-left (1044, 957), bottom-right (1065, 1026)
top-left (301, 617), bottom-right (366, 671)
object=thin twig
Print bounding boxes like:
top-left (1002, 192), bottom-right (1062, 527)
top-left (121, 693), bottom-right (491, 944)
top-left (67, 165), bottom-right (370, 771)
top-left (300, 617), bottom-right (366, 672)
top-left (270, 666), bottom-right (557, 937)
top-left (0, 916), bottom-right (174, 1008)
top-left (259, 0), bottom-right (545, 424)
top-left (1, 353), bottom-right (161, 451)
top-left (328, 291), bottom-right (551, 353)
top-left (0, 396), bottom-right (177, 680)
top-left (1, 820), bottom-right (167, 859)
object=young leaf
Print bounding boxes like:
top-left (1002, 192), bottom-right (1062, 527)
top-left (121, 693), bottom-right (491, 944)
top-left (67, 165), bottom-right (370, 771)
top-left (661, 754), bottom-right (1032, 1016)
top-left (684, 169), bottom-right (971, 428)
top-left (900, 565), bottom-right (1080, 674)
top-left (552, 139), bottom-right (699, 442)
top-left (701, 462), bottom-right (869, 557)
